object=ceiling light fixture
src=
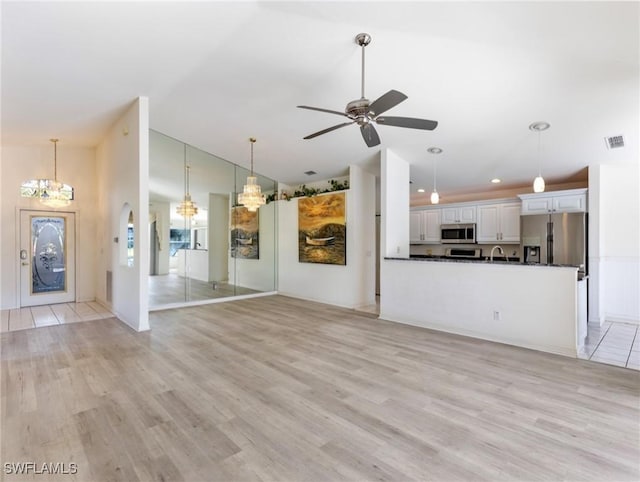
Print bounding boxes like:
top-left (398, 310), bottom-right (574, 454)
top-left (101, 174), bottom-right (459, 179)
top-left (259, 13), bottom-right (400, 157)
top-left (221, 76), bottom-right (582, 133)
top-left (427, 147), bottom-right (442, 204)
top-left (417, 188), bottom-right (425, 193)
top-left (176, 144), bottom-right (198, 217)
top-left (529, 121), bottom-right (550, 193)
top-left (491, 178), bottom-right (502, 184)
top-left (237, 137), bottom-right (265, 212)
top-left (21, 139), bottom-right (74, 208)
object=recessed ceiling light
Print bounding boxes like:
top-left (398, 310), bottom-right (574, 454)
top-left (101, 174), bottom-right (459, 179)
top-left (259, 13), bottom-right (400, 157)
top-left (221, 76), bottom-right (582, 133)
top-left (417, 188), bottom-right (425, 193)
top-left (427, 147), bottom-right (443, 154)
top-left (491, 178), bottom-right (501, 184)
top-left (304, 170), bottom-right (317, 176)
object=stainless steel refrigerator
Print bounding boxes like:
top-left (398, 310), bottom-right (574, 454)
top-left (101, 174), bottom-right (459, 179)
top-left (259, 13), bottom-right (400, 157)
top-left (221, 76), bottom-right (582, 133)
top-left (520, 212), bottom-right (587, 273)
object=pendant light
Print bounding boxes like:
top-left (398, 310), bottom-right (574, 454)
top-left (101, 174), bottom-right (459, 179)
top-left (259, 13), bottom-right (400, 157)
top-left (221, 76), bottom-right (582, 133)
top-left (428, 146), bottom-right (442, 204)
top-left (529, 122), bottom-right (550, 193)
top-left (176, 144), bottom-right (198, 217)
top-left (237, 137), bottom-right (265, 212)
top-left (20, 139), bottom-right (74, 208)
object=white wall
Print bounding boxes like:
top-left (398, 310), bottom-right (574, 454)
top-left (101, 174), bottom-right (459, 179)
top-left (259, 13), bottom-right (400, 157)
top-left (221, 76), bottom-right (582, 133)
top-left (277, 165), bottom-right (376, 309)
top-left (589, 162), bottom-right (640, 324)
top-left (0, 145), bottom-right (97, 309)
top-left (95, 97), bottom-right (150, 331)
top-left (381, 260), bottom-right (578, 356)
top-left (381, 149), bottom-right (410, 258)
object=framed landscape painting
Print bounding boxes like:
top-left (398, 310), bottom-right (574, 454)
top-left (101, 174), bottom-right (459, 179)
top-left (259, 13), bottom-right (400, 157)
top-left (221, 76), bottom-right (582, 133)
top-left (231, 206), bottom-right (259, 259)
top-left (298, 192), bottom-right (346, 265)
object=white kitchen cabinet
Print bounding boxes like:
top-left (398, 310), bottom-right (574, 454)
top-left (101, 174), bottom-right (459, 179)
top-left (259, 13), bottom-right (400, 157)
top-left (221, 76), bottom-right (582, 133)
top-left (410, 211), bottom-right (423, 243)
top-left (519, 189), bottom-right (587, 215)
top-left (500, 203), bottom-right (521, 242)
top-left (410, 209), bottom-right (441, 243)
top-left (477, 202), bottom-right (521, 244)
top-left (423, 210), bottom-right (441, 243)
top-left (441, 205), bottom-right (476, 224)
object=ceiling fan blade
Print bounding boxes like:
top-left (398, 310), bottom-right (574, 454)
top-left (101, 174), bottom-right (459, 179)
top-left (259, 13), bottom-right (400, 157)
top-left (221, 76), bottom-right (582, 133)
top-left (297, 105), bottom-right (350, 118)
top-left (375, 116), bottom-right (438, 130)
top-left (303, 122), bottom-right (355, 140)
top-left (369, 90), bottom-right (408, 116)
top-left (360, 123), bottom-right (381, 147)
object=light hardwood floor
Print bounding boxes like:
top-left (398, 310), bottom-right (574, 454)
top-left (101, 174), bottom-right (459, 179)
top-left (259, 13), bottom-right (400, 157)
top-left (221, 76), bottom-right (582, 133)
top-left (1, 295), bottom-right (639, 481)
top-left (149, 274), bottom-right (260, 307)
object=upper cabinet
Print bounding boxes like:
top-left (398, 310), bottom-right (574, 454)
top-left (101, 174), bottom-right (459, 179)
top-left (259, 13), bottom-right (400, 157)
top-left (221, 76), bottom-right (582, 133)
top-left (410, 209), bottom-right (441, 244)
top-left (518, 188), bottom-right (587, 215)
top-left (441, 205), bottom-right (476, 224)
top-left (410, 211), bottom-right (423, 243)
top-left (477, 202), bottom-right (521, 244)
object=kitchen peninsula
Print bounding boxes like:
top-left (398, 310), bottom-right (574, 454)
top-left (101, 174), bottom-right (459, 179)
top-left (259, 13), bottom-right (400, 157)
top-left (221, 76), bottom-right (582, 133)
top-left (380, 152), bottom-right (588, 358)
top-left (380, 257), bottom-right (583, 356)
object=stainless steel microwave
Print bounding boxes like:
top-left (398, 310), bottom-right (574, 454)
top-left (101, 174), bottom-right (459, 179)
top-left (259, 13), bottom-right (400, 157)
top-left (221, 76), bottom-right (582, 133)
top-left (441, 223), bottom-right (476, 244)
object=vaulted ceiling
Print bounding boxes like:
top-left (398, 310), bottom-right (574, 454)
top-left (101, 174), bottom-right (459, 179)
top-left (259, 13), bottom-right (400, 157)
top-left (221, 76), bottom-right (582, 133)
top-left (2, 2), bottom-right (638, 197)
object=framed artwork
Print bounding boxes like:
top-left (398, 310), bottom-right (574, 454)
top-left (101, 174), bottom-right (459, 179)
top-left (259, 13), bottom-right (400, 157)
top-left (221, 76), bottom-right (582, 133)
top-left (298, 192), bottom-right (346, 265)
top-left (231, 206), bottom-right (259, 259)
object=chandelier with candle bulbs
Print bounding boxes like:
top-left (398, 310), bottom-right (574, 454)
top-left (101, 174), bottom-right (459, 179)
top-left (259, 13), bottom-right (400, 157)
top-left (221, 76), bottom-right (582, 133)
top-left (237, 137), bottom-right (265, 212)
top-left (176, 144), bottom-right (198, 217)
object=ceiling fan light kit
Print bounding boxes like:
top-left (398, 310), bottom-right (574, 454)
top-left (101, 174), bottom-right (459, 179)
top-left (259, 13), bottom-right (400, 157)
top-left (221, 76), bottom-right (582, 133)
top-left (298, 33), bottom-right (438, 147)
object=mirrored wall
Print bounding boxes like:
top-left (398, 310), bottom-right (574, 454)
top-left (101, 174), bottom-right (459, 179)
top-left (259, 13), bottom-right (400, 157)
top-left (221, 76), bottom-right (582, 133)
top-left (148, 130), bottom-right (277, 308)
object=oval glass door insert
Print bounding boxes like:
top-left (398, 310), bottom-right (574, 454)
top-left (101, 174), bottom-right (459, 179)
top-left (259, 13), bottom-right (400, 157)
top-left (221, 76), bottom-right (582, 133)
top-left (31, 216), bottom-right (66, 294)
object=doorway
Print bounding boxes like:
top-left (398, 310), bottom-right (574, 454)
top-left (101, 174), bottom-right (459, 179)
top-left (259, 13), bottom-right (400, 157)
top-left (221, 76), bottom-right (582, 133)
top-left (20, 210), bottom-right (76, 307)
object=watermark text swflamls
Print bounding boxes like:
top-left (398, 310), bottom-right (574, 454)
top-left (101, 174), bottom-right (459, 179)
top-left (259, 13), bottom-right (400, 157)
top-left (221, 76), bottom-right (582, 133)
top-left (4, 462), bottom-right (78, 475)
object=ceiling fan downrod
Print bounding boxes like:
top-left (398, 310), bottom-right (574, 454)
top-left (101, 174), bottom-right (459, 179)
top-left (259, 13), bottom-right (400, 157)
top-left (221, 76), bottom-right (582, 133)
top-left (355, 33), bottom-right (371, 100)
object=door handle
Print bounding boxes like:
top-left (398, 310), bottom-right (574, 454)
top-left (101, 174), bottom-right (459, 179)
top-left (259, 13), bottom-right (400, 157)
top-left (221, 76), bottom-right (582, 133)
top-left (21, 262), bottom-right (29, 266)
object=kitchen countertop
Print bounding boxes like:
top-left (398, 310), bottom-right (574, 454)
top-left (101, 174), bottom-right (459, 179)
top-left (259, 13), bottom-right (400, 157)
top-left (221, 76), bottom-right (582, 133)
top-left (385, 255), bottom-right (582, 269)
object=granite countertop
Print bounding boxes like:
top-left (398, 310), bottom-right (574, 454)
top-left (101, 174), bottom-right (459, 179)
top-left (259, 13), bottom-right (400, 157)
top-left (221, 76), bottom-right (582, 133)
top-left (385, 255), bottom-right (581, 270)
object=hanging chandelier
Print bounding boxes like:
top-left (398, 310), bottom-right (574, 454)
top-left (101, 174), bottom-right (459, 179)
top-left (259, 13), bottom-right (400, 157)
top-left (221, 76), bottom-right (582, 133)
top-left (20, 139), bottom-right (74, 208)
top-left (176, 144), bottom-right (198, 217)
top-left (237, 137), bottom-right (265, 212)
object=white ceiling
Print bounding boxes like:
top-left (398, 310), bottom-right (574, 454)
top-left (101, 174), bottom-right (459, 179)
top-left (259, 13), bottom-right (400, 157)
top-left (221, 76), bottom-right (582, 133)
top-left (2, 2), bottom-right (638, 197)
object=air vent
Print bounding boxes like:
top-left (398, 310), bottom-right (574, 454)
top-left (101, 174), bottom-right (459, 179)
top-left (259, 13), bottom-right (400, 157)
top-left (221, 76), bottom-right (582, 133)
top-left (605, 135), bottom-right (625, 149)
top-left (304, 170), bottom-right (317, 176)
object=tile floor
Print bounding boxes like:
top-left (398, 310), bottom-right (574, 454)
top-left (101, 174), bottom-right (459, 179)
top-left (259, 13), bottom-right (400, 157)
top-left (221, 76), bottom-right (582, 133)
top-left (579, 321), bottom-right (639, 370)
top-left (0, 301), bottom-right (113, 333)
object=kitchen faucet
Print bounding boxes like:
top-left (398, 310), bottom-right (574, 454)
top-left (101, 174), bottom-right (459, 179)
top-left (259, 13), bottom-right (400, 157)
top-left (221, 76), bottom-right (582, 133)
top-left (490, 245), bottom-right (505, 262)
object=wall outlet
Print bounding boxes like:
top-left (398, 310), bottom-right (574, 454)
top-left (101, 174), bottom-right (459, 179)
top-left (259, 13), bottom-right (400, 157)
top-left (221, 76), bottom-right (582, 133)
top-left (493, 310), bottom-right (501, 321)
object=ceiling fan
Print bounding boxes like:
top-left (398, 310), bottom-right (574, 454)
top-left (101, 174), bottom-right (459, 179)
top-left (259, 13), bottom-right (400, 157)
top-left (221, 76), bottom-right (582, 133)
top-left (298, 33), bottom-right (438, 148)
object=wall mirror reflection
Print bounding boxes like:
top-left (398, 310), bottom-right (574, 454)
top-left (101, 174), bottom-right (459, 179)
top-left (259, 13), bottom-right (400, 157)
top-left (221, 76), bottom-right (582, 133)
top-left (148, 130), bottom-right (277, 308)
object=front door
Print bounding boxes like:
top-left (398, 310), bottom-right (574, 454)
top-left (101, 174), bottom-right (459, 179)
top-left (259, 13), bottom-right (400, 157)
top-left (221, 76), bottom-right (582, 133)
top-left (20, 210), bottom-right (76, 307)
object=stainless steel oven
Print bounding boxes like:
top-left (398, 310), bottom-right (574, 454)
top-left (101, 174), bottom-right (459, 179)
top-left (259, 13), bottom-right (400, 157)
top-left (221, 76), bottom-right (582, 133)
top-left (441, 224), bottom-right (476, 244)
